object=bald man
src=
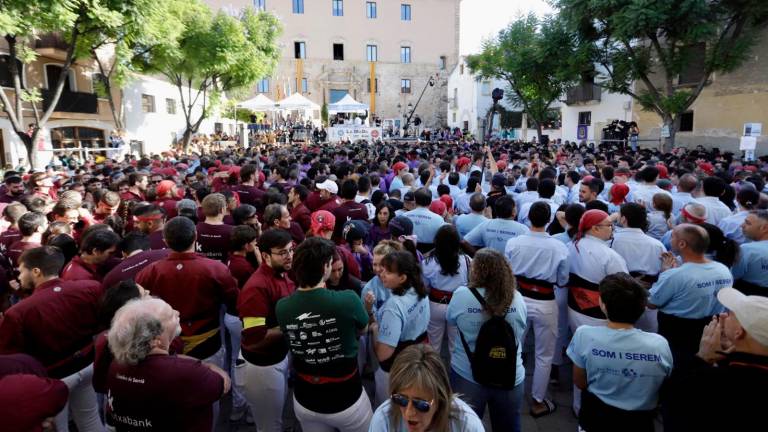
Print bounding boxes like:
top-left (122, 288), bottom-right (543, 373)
top-left (649, 224), bottom-right (733, 367)
top-left (671, 174), bottom-right (698, 217)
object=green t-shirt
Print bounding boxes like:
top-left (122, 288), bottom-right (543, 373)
top-left (277, 288), bottom-right (369, 413)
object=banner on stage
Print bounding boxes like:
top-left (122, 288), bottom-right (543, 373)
top-left (328, 126), bottom-right (382, 142)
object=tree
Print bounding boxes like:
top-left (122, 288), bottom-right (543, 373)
top-left (136, 4), bottom-right (281, 148)
top-left (0, 0), bottom-right (161, 168)
top-left (466, 14), bottom-right (587, 143)
top-left (556, 0), bottom-right (768, 150)
top-left (321, 103), bottom-right (329, 126)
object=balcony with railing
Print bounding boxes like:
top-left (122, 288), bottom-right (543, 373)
top-left (565, 83), bottom-right (601, 105)
top-left (34, 34), bottom-right (69, 51)
top-left (42, 89), bottom-right (98, 114)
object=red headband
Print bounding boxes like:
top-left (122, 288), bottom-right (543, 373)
top-left (575, 210), bottom-right (609, 252)
top-left (681, 207), bottom-right (706, 224)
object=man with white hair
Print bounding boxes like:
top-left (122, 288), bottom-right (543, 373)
top-left (663, 289), bottom-right (768, 431)
top-left (105, 297), bottom-right (230, 431)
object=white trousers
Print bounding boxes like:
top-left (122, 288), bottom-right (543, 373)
top-left (294, 388), bottom-right (372, 432)
top-left (522, 297), bottom-right (558, 403)
top-left (223, 313), bottom-right (247, 410)
top-left (427, 301), bottom-right (457, 358)
top-left (552, 287), bottom-right (570, 365)
top-left (243, 355), bottom-right (289, 432)
top-left (55, 363), bottom-right (105, 432)
top-left (568, 307), bottom-right (607, 414)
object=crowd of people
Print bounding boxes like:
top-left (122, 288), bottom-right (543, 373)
top-left (0, 137), bottom-right (767, 432)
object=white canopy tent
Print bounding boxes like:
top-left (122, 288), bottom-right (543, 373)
top-left (328, 94), bottom-right (369, 113)
top-left (275, 93), bottom-right (320, 111)
top-left (237, 94), bottom-right (277, 111)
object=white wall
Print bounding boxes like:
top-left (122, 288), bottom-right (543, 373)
top-left (123, 74), bottom-right (237, 155)
top-left (560, 90), bottom-right (632, 143)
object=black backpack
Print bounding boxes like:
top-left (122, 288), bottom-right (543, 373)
top-left (458, 287), bottom-right (518, 389)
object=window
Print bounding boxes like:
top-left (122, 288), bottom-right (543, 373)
top-left (297, 77), bottom-right (308, 93)
top-left (481, 82), bottom-right (491, 96)
top-left (333, 43), bottom-right (344, 61)
top-left (141, 94), bottom-right (155, 113)
top-left (401, 4), bottom-right (411, 21)
top-left (254, 0), bottom-right (266, 11)
top-left (292, 0), bottom-right (304, 13)
top-left (257, 78), bottom-right (270, 93)
top-left (439, 56), bottom-right (446, 70)
top-left (166, 98), bottom-right (176, 115)
top-left (366, 44), bottom-right (378, 62)
top-left (0, 55), bottom-right (25, 88)
top-left (367, 78), bottom-right (378, 93)
top-left (294, 41), bottom-right (306, 59)
top-left (578, 111), bottom-right (591, 126)
top-left (366, 2), bottom-right (377, 18)
top-left (332, 0), bottom-right (343, 16)
top-left (400, 46), bottom-right (411, 64)
top-left (679, 111), bottom-right (694, 132)
top-left (401, 79), bottom-right (411, 94)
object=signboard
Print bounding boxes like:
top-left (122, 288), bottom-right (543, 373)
top-left (744, 123), bottom-right (763, 137)
top-left (328, 126), bottom-right (383, 142)
top-left (577, 125), bottom-right (588, 140)
top-left (661, 125), bottom-right (671, 138)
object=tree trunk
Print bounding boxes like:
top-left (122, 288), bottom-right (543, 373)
top-left (14, 131), bottom-right (37, 170)
top-left (535, 121), bottom-right (544, 144)
top-left (661, 114), bottom-right (677, 153)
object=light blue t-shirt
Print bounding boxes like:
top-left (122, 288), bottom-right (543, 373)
top-left (731, 240), bottom-right (768, 288)
top-left (361, 276), bottom-right (392, 317)
top-left (389, 176), bottom-right (404, 194)
top-left (552, 232), bottom-right (573, 245)
top-left (403, 207), bottom-right (447, 245)
top-left (369, 397), bottom-right (484, 432)
top-left (453, 213), bottom-right (488, 239)
top-left (446, 287), bottom-right (527, 386)
top-left (649, 261), bottom-right (733, 318)
top-left (463, 219), bottom-right (530, 253)
top-left (421, 254), bottom-right (471, 294)
top-left (378, 288), bottom-right (430, 347)
top-left (566, 326), bottom-right (673, 411)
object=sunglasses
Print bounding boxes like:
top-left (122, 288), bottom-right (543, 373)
top-left (391, 394), bottom-right (433, 413)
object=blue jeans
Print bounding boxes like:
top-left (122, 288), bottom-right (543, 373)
top-left (450, 370), bottom-right (523, 432)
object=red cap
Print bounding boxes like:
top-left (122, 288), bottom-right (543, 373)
top-left (698, 162), bottom-right (714, 175)
top-left (657, 164), bottom-right (669, 179)
top-left (576, 210), bottom-right (610, 249)
top-left (456, 157), bottom-right (471, 168)
top-left (439, 194), bottom-right (453, 211)
top-left (496, 160), bottom-right (507, 171)
top-left (609, 184), bottom-right (630, 205)
top-left (429, 200), bottom-right (447, 216)
top-left (156, 180), bottom-right (176, 196)
top-left (310, 210), bottom-right (336, 235)
top-left (393, 162), bottom-right (408, 173)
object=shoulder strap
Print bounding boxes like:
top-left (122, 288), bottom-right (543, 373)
top-left (467, 286), bottom-right (486, 308)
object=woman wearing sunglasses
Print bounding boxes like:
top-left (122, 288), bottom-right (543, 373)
top-left (369, 344), bottom-right (483, 432)
top-left (370, 251), bottom-right (430, 407)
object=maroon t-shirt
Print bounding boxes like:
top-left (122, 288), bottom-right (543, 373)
top-left (148, 230), bottom-right (167, 250)
top-left (101, 249), bottom-right (171, 291)
top-left (290, 203), bottom-right (312, 233)
top-left (0, 278), bottom-right (103, 378)
top-left (6, 240), bottom-right (40, 268)
top-left (331, 200), bottom-right (370, 241)
top-left (0, 228), bottom-right (21, 255)
top-left (0, 374), bottom-right (69, 432)
top-left (135, 252), bottom-right (238, 359)
top-left (233, 184), bottom-right (265, 208)
top-left (105, 355), bottom-right (223, 432)
top-left (195, 223), bottom-right (234, 263)
top-left (61, 255), bottom-right (102, 282)
top-left (156, 198), bottom-right (179, 219)
top-left (227, 254), bottom-right (255, 289)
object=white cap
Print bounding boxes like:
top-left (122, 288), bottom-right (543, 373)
top-left (717, 288), bottom-right (768, 347)
top-left (316, 179), bottom-right (338, 195)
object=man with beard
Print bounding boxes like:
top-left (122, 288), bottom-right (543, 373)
top-left (104, 297), bottom-right (230, 431)
top-left (0, 174), bottom-right (26, 205)
top-left (239, 229), bottom-right (295, 432)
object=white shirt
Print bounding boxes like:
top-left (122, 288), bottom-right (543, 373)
top-left (671, 191), bottom-right (695, 217)
top-left (505, 232), bottom-right (569, 285)
top-left (354, 194), bottom-right (375, 219)
top-left (695, 196), bottom-right (733, 225)
top-left (568, 235), bottom-right (629, 284)
top-left (718, 210), bottom-right (749, 244)
top-left (514, 191), bottom-right (539, 214)
top-left (518, 198), bottom-right (559, 227)
top-left (631, 183), bottom-right (672, 210)
top-left (611, 227), bottom-right (666, 276)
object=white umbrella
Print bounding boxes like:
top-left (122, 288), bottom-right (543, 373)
top-left (328, 94), bottom-right (369, 113)
top-left (237, 94), bottom-right (276, 111)
top-left (275, 93), bottom-right (320, 111)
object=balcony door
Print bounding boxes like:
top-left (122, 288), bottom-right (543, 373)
top-left (45, 64), bottom-right (73, 92)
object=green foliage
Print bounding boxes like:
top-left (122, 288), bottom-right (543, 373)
top-left (467, 14), bottom-right (585, 138)
top-left (321, 103), bottom-right (329, 125)
top-left (556, 0), bottom-right (768, 144)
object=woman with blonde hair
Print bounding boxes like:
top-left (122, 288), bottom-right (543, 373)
top-left (447, 248), bottom-right (527, 432)
top-left (368, 344), bottom-right (483, 432)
